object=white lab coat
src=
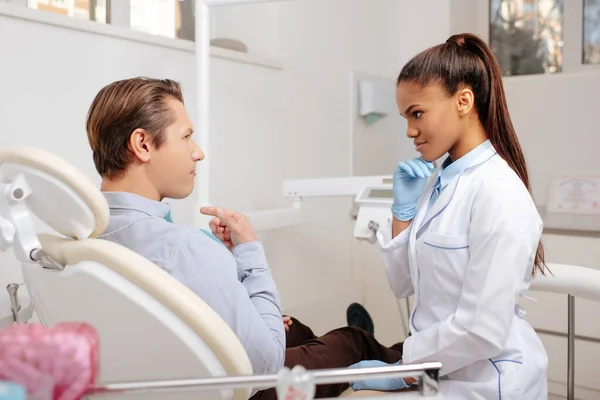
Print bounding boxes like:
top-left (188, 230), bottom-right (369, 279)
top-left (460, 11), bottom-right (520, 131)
top-left (377, 145), bottom-right (548, 400)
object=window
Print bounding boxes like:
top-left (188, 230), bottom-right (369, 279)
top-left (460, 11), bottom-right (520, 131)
top-left (489, 0), bottom-right (564, 76)
top-left (583, 0), bottom-right (600, 64)
top-left (130, 0), bottom-right (195, 41)
top-left (27, 0), bottom-right (107, 23)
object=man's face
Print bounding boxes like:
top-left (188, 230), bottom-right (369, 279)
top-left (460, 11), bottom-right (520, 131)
top-left (147, 98), bottom-right (204, 200)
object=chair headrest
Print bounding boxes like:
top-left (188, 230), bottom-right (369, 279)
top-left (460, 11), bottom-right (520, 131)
top-left (531, 263), bottom-right (600, 302)
top-left (0, 147), bottom-right (108, 239)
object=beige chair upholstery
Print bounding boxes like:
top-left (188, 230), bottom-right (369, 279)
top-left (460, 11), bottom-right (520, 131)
top-left (0, 147), bottom-right (108, 238)
top-left (38, 233), bottom-right (253, 380)
top-left (530, 263), bottom-right (600, 301)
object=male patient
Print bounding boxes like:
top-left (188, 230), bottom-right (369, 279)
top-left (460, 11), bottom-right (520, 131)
top-left (85, 77), bottom-right (404, 399)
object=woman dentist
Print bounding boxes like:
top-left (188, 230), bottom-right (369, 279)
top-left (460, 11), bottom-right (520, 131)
top-left (349, 33), bottom-right (549, 399)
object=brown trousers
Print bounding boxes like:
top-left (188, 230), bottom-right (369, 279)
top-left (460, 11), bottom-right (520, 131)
top-left (251, 317), bottom-right (404, 399)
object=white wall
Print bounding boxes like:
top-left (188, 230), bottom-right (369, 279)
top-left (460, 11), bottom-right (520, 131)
top-left (346, 0), bottom-right (452, 346)
top-left (211, 2), bottom-right (280, 60)
top-left (260, 0), bottom-right (456, 335)
top-left (0, 0), bottom-right (417, 336)
top-left (256, 0), bottom-right (427, 332)
top-left (503, 72), bottom-right (600, 204)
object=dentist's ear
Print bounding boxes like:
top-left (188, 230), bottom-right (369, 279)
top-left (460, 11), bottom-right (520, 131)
top-left (456, 87), bottom-right (475, 116)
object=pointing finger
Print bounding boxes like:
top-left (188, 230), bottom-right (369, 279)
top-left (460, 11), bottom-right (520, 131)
top-left (200, 206), bottom-right (224, 218)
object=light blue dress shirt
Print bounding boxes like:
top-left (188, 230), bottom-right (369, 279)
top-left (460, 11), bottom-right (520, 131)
top-left (99, 192), bottom-right (286, 376)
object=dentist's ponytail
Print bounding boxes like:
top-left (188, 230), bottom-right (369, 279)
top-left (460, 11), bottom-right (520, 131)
top-left (396, 33), bottom-right (547, 276)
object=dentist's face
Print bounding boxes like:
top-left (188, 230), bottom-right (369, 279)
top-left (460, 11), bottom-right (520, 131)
top-left (148, 98), bottom-right (204, 200)
top-left (396, 82), bottom-right (462, 162)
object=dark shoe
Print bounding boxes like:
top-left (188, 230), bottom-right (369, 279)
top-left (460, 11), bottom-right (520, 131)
top-left (346, 303), bottom-right (375, 336)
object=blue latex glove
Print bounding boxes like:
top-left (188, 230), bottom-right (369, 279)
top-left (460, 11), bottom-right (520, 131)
top-left (348, 360), bottom-right (411, 391)
top-left (391, 157), bottom-right (435, 221)
top-left (0, 381), bottom-right (26, 400)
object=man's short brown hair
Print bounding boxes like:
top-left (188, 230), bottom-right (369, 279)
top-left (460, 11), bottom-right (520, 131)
top-left (86, 77), bottom-right (184, 179)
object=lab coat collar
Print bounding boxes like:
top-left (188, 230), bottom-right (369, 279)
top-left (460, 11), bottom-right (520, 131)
top-left (415, 142), bottom-right (497, 235)
top-left (438, 140), bottom-right (493, 190)
top-left (102, 191), bottom-right (172, 220)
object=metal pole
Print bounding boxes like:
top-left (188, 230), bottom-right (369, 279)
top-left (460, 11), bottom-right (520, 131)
top-left (87, 362), bottom-right (442, 397)
top-left (6, 283), bottom-right (20, 323)
top-left (194, 0), bottom-right (212, 228)
top-left (567, 294), bottom-right (575, 400)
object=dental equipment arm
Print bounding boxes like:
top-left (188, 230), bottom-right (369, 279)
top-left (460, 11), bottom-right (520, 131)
top-left (0, 174), bottom-right (40, 263)
top-left (0, 174), bottom-right (49, 326)
top-left (0, 149), bottom-right (109, 327)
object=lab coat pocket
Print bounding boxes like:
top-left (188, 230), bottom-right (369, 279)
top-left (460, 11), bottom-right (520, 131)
top-left (421, 232), bottom-right (469, 289)
top-left (423, 232), bottom-right (469, 250)
top-left (492, 359), bottom-right (525, 399)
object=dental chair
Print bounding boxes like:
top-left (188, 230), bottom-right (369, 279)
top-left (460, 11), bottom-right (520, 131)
top-left (0, 147), bottom-right (443, 400)
top-left (0, 282), bottom-right (34, 327)
top-left (528, 262), bottom-right (600, 400)
top-left (0, 147), bottom-right (253, 400)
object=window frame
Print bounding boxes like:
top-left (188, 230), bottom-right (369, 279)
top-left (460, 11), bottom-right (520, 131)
top-left (4, 0), bottom-right (597, 73)
top-left (582, 0), bottom-right (600, 65)
top-left (483, 0), bottom-right (600, 75)
top-left (0, 0), bottom-right (282, 68)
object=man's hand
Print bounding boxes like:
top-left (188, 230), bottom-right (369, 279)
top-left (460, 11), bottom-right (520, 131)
top-left (200, 207), bottom-right (258, 250)
top-left (282, 316), bottom-right (293, 332)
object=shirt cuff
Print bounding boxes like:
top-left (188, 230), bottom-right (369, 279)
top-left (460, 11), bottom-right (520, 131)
top-left (232, 241), bottom-right (269, 272)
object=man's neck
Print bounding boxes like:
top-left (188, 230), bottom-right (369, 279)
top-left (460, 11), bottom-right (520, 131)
top-left (101, 175), bottom-right (162, 202)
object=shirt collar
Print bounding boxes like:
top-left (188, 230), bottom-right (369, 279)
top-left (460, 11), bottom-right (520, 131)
top-left (102, 191), bottom-right (172, 220)
top-left (438, 140), bottom-right (493, 189)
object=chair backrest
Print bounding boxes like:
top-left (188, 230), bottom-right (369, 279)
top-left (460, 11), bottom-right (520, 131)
top-left (24, 234), bottom-right (253, 400)
top-left (527, 262), bottom-right (600, 400)
top-left (530, 262), bottom-right (600, 302)
top-left (0, 147), bottom-right (253, 400)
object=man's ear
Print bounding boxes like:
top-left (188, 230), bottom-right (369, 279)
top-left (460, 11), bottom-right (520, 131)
top-left (128, 128), bottom-right (152, 163)
top-left (456, 87), bottom-right (475, 117)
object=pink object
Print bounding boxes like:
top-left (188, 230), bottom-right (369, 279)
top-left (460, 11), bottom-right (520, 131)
top-left (0, 323), bottom-right (99, 400)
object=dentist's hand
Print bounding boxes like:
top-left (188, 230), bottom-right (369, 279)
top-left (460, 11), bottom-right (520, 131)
top-left (282, 315), bottom-right (293, 332)
top-left (200, 207), bottom-right (258, 250)
top-left (348, 360), bottom-right (412, 391)
top-left (392, 157), bottom-right (435, 221)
